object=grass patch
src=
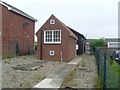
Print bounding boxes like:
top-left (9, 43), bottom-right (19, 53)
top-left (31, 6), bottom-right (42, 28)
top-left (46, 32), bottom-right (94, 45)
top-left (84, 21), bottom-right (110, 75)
top-left (2, 56), bottom-right (13, 59)
top-left (95, 76), bottom-right (102, 88)
top-left (61, 70), bottom-right (77, 88)
top-left (7, 56), bottom-right (13, 59)
top-left (111, 61), bottom-right (120, 78)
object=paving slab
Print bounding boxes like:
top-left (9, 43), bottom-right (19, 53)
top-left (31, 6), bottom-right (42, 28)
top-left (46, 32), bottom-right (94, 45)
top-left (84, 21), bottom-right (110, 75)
top-left (34, 78), bottom-right (62, 88)
top-left (67, 57), bottom-right (82, 64)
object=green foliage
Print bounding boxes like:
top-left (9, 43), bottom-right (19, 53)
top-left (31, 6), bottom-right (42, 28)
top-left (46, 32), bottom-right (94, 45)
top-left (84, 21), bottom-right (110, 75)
top-left (96, 76), bottom-right (102, 88)
top-left (34, 42), bottom-right (37, 51)
top-left (90, 38), bottom-right (106, 52)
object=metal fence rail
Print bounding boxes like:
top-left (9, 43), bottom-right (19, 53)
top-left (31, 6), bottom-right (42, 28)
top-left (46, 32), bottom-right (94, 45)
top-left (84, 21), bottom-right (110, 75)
top-left (95, 47), bottom-right (120, 88)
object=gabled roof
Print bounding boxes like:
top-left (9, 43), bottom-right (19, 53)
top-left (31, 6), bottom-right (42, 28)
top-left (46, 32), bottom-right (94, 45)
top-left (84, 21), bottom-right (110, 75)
top-left (68, 27), bottom-right (86, 39)
top-left (52, 15), bottom-right (78, 40)
top-left (0, 1), bottom-right (37, 22)
top-left (36, 14), bottom-right (78, 40)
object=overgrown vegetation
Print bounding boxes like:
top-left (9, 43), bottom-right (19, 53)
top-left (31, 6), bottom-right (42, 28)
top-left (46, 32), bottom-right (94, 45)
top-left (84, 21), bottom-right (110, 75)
top-left (95, 76), bottom-right (102, 88)
top-left (90, 38), bottom-right (106, 52)
top-left (111, 61), bottom-right (120, 78)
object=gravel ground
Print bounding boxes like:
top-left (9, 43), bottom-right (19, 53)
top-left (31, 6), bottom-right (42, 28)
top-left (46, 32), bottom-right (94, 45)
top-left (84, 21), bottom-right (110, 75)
top-left (61, 53), bottom-right (98, 88)
top-left (2, 53), bottom-right (98, 88)
top-left (2, 55), bottom-right (66, 88)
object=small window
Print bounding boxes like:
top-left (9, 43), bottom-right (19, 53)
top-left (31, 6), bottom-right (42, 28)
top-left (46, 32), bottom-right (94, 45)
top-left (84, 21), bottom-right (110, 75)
top-left (50, 51), bottom-right (54, 56)
top-left (50, 19), bottom-right (55, 24)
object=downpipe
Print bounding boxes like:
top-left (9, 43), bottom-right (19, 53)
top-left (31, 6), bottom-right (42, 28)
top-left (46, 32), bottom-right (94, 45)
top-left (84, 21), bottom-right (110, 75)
top-left (60, 51), bottom-right (63, 62)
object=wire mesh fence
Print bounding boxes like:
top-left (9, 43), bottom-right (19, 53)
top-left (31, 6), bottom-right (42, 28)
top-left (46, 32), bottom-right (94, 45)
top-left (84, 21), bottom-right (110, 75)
top-left (95, 47), bottom-right (120, 88)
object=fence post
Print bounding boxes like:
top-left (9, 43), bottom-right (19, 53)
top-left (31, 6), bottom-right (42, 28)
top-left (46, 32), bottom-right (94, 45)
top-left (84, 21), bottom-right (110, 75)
top-left (103, 53), bottom-right (106, 88)
top-left (95, 47), bottom-right (100, 75)
top-left (98, 48), bottom-right (100, 75)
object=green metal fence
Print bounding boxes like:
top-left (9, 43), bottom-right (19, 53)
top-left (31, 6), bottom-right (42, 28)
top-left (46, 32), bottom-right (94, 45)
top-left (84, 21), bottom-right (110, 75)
top-left (95, 47), bottom-right (120, 88)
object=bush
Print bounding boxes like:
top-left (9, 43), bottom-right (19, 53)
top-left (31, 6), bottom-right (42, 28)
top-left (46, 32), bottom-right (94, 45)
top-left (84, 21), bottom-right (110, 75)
top-left (90, 38), bottom-right (106, 52)
top-left (34, 42), bottom-right (37, 51)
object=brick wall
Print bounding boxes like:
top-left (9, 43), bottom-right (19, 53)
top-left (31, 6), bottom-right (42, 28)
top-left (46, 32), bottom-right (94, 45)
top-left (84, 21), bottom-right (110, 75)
top-left (68, 36), bottom-right (77, 60)
top-left (0, 5), bottom-right (2, 59)
top-left (2, 6), bottom-right (35, 57)
top-left (37, 15), bottom-right (77, 61)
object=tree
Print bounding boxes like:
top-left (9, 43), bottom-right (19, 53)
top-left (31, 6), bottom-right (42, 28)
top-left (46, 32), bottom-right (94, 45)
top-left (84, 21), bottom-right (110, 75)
top-left (90, 38), bottom-right (106, 52)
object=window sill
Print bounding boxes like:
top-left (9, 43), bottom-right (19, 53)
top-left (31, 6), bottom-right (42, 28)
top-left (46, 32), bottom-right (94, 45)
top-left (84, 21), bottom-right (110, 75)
top-left (44, 43), bottom-right (61, 45)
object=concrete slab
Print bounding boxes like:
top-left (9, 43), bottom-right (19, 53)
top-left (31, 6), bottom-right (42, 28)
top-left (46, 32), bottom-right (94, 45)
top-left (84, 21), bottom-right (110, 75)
top-left (68, 58), bottom-right (82, 64)
top-left (34, 78), bottom-right (62, 88)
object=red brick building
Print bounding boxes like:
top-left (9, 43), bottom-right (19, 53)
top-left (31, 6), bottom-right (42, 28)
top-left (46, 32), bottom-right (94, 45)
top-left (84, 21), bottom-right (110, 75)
top-left (0, 1), bottom-right (37, 58)
top-left (36, 15), bottom-right (78, 61)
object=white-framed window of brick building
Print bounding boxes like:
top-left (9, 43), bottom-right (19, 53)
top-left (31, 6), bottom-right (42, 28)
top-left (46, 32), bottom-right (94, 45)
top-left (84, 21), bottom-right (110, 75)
top-left (44, 30), bottom-right (61, 44)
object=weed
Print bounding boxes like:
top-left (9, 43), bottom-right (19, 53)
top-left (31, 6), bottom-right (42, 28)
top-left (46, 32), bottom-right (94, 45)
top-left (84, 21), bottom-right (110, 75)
top-left (13, 74), bottom-right (16, 79)
top-left (4, 61), bottom-right (10, 64)
top-left (7, 56), bottom-right (13, 59)
top-left (95, 76), bottom-right (102, 88)
top-left (2, 56), bottom-right (13, 59)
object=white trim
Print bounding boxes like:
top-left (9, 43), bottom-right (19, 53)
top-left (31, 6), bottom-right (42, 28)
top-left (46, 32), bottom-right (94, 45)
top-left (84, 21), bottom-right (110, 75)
top-left (44, 30), bottom-right (61, 44)
top-left (69, 33), bottom-right (78, 40)
top-left (108, 42), bottom-right (120, 47)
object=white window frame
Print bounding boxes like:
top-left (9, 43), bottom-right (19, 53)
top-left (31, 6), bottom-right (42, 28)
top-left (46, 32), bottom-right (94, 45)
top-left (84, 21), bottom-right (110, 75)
top-left (50, 19), bottom-right (55, 24)
top-left (44, 30), bottom-right (61, 44)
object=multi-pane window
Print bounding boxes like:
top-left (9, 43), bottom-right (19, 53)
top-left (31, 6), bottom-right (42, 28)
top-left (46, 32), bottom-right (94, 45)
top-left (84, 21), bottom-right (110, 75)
top-left (44, 30), bottom-right (61, 44)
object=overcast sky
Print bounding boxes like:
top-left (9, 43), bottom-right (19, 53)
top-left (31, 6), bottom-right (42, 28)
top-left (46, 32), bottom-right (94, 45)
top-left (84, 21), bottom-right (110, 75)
top-left (2, 0), bottom-right (119, 40)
